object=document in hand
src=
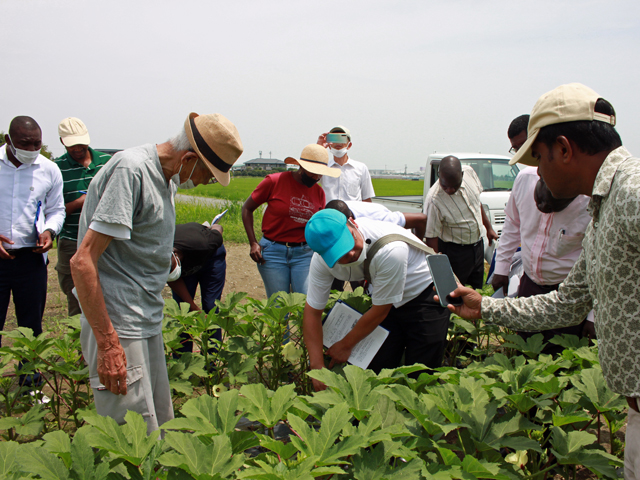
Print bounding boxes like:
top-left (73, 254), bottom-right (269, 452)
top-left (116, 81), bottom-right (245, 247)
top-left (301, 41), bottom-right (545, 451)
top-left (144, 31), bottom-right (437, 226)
top-left (322, 301), bottom-right (389, 369)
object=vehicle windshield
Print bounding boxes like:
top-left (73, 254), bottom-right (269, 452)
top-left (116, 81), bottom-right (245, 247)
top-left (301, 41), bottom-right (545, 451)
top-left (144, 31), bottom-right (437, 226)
top-left (459, 159), bottom-right (521, 191)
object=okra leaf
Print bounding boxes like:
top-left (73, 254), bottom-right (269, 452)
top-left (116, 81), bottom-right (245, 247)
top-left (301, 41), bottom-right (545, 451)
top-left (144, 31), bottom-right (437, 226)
top-left (17, 444), bottom-right (70, 480)
top-left (0, 441), bottom-right (20, 477)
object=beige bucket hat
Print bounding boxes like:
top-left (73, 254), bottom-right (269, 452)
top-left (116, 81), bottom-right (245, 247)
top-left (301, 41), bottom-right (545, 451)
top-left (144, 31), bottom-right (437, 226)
top-left (510, 83), bottom-right (616, 167)
top-left (58, 117), bottom-right (90, 147)
top-left (285, 144), bottom-right (340, 177)
top-left (184, 112), bottom-right (244, 187)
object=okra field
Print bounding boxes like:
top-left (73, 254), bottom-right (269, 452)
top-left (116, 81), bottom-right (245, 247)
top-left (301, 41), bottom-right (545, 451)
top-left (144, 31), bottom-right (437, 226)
top-left (0, 286), bottom-right (626, 479)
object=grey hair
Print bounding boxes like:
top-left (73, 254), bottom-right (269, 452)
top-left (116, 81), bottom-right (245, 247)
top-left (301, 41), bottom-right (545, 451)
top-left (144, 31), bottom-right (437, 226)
top-left (168, 127), bottom-right (194, 152)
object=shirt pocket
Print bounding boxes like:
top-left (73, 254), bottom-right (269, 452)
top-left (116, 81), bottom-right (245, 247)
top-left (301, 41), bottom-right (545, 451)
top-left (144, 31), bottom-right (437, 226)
top-left (347, 182), bottom-right (360, 198)
top-left (547, 228), bottom-right (585, 258)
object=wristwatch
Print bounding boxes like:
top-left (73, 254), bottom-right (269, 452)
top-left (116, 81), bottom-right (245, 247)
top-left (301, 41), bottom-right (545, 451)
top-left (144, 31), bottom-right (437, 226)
top-left (44, 228), bottom-right (57, 238)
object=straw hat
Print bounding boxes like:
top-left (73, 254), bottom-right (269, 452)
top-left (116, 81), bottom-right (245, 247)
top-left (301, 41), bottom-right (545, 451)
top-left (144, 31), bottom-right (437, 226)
top-left (184, 112), bottom-right (244, 187)
top-left (285, 144), bottom-right (340, 177)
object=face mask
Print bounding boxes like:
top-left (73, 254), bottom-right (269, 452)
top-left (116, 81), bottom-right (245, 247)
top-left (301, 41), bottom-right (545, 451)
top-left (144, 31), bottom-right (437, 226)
top-left (167, 252), bottom-right (181, 282)
top-left (329, 146), bottom-right (348, 158)
top-left (171, 158), bottom-right (199, 189)
top-left (342, 224), bottom-right (368, 267)
top-left (300, 171), bottom-right (319, 188)
top-left (7, 135), bottom-right (40, 166)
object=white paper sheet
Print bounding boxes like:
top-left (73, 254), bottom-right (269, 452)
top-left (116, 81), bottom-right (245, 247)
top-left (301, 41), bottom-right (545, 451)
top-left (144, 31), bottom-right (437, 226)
top-left (322, 301), bottom-right (389, 369)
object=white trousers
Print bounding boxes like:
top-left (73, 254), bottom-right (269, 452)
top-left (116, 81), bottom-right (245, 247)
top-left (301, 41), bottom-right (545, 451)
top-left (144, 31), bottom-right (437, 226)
top-left (626, 406), bottom-right (640, 478)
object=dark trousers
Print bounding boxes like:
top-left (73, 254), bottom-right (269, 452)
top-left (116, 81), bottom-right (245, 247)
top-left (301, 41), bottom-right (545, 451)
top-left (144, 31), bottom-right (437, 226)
top-left (55, 238), bottom-right (82, 317)
top-left (172, 246), bottom-right (226, 353)
top-left (0, 250), bottom-right (47, 346)
top-left (438, 239), bottom-right (484, 290)
top-left (516, 271), bottom-right (585, 355)
top-left (367, 285), bottom-right (451, 374)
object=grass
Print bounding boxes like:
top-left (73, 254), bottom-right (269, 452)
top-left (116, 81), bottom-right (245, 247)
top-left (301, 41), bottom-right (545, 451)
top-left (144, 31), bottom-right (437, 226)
top-left (175, 201), bottom-right (263, 244)
top-left (179, 176), bottom-right (425, 200)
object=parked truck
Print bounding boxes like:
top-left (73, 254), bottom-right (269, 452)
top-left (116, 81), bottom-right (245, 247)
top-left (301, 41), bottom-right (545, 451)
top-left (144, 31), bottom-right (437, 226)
top-left (372, 153), bottom-right (523, 237)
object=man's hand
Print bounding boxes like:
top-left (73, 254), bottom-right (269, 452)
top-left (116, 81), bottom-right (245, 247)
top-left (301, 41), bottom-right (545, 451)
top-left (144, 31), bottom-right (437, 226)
top-left (249, 241), bottom-right (264, 264)
top-left (326, 339), bottom-right (354, 369)
top-left (311, 375), bottom-right (327, 392)
top-left (97, 334), bottom-right (128, 395)
top-left (486, 228), bottom-right (499, 245)
top-left (317, 133), bottom-right (329, 148)
top-left (0, 235), bottom-right (15, 260)
top-left (209, 224), bottom-right (223, 234)
top-left (33, 230), bottom-right (53, 254)
top-left (491, 274), bottom-right (509, 294)
top-left (582, 321), bottom-right (597, 341)
top-left (434, 286), bottom-right (483, 320)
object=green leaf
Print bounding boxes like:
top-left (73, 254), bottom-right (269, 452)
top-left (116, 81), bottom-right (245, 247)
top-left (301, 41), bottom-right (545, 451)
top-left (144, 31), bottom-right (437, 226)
top-left (17, 444), bottom-right (70, 480)
top-left (170, 389), bottom-right (240, 435)
top-left (257, 433), bottom-right (298, 460)
top-left (43, 430), bottom-right (72, 468)
top-left (70, 429), bottom-right (110, 480)
top-left (240, 383), bottom-right (296, 428)
top-left (160, 432), bottom-right (244, 478)
top-left (551, 427), bottom-right (597, 457)
top-left (572, 367), bottom-right (626, 413)
top-left (0, 441), bottom-right (20, 477)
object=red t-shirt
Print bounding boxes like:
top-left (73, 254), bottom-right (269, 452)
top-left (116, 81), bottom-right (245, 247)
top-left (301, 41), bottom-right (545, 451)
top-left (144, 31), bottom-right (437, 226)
top-left (251, 171), bottom-right (325, 243)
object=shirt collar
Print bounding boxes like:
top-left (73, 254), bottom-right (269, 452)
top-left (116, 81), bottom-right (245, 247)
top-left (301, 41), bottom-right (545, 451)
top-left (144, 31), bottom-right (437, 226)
top-left (0, 144), bottom-right (42, 169)
top-left (591, 146), bottom-right (632, 199)
top-left (327, 156), bottom-right (350, 168)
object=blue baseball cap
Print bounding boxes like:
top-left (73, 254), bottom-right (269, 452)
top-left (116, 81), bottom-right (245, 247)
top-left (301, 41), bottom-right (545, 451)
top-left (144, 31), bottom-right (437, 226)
top-left (305, 209), bottom-right (354, 268)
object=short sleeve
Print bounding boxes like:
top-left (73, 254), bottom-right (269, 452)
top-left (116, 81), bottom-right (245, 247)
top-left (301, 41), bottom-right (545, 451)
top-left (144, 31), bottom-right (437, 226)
top-left (306, 253), bottom-right (337, 310)
top-left (424, 192), bottom-right (443, 238)
top-left (91, 166), bottom-right (141, 230)
top-left (360, 166), bottom-right (375, 200)
top-left (251, 175), bottom-right (276, 206)
top-left (370, 242), bottom-right (408, 305)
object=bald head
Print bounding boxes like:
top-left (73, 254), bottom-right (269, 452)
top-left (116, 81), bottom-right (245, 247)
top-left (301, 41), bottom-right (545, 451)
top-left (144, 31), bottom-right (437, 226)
top-left (8, 116), bottom-right (41, 137)
top-left (438, 156), bottom-right (463, 195)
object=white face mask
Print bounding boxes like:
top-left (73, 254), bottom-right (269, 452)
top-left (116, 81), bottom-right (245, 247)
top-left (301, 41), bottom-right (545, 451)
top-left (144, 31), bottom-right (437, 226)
top-left (167, 252), bottom-right (181, 282)
top-left (7, 135), bottom-right (40, 166)
top-left (329, 146), bottom-right (349, 158)
top-left (171, 158), bottom-right (199, 189)
top-left (342, 224), bottom-right (367, 267)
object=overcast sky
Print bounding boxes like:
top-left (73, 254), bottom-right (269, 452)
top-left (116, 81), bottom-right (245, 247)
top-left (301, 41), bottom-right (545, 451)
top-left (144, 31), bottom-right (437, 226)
top-left (3, 0), bottom-right (639, 172)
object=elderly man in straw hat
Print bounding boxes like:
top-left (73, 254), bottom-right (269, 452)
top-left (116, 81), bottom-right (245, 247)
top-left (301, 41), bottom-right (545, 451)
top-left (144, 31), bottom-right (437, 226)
top-left (443, 83), bottom-right (640, 474)
top-left (71, 112), bottom-right (243, 433)
top-left (242, 144), bottom-right (338, 299)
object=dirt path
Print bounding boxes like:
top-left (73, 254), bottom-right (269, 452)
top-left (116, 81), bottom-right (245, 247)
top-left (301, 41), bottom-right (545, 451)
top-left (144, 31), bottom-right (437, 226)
top-left (3, 242), bottom-right (267, 335)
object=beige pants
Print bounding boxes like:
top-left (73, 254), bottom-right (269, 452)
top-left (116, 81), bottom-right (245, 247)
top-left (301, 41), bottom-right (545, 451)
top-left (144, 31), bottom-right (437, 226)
top-left (80, 316), bottom-right (174, 435)
top-left (55, 238), bottom-right (81, 317)
top-left (627, 404), bottom-right (640, 478)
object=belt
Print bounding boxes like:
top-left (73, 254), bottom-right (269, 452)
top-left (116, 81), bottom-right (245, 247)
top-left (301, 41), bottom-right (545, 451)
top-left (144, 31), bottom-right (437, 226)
top-left (264, 236), bottom-right (307, 248)
top-left (4, 247), bottom-right (37, 256)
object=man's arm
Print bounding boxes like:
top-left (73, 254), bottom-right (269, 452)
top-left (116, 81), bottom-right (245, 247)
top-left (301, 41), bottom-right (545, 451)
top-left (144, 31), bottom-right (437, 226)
top-left (65, 194), bottom-right (86, 215)
top-left (491, 188), bottom-right (521, 292)
top-left (404, 213), bottom-right (427, 241)
top-left (361, 167), bottom-right (375, 202)
top-left (425, 237), bottom-right (439, 252)
top-left (168, 278), bottom-right (200, 311)
top-left (481, 206), bottom-right (498, 244)
top-left (70, 229), bottom-right (128, 395)
top-left (303, 303), bottom-right (328, 391)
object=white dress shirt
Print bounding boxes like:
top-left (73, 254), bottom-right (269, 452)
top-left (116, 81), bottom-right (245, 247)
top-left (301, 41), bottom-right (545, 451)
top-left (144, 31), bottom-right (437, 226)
top-left (321, 155), bottom-right (375, 202)
top-left (345, 201), bottom-right (406, 227)
top-left (0, 145), bottom-right (65, 249)
top-left (494, 167), bottom-right (591, 285)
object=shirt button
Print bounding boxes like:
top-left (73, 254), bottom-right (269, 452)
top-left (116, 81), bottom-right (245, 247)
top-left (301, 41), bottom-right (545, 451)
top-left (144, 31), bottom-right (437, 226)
top-left (594, 222), bottom-right (599, 228)
top-left (593, 299), bottom-right (599, 306)
top-left (592, 260), bottom-right (597, 266)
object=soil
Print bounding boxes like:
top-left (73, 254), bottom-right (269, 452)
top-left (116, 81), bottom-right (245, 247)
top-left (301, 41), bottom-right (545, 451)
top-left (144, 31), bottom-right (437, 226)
top-left (3, 242), bottom-right (267, 334)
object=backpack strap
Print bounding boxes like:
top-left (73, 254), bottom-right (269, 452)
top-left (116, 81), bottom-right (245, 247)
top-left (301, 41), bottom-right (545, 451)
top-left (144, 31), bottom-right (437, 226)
top-left (363, 234), bottom-right (436, 283)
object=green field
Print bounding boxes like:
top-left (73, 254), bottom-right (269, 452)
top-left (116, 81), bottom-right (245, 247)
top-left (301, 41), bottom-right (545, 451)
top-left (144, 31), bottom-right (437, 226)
top-left (178, 176), bottom-right (424, 200)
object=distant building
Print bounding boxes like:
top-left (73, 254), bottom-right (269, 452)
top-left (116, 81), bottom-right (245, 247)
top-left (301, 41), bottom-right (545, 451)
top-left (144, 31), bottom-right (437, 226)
top-left (241, 155), bottom-right (286, 171)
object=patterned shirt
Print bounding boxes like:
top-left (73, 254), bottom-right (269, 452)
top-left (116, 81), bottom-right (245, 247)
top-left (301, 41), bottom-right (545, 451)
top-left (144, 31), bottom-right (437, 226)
top-left (425, 165), bottom-right (485, 245)
top-left (55, 148), bottom-right (111, 241)
top-left (481, 146), bottom-right (640, 397)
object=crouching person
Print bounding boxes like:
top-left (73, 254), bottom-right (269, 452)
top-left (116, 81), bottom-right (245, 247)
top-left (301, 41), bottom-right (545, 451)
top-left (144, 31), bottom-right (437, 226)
top-left (71, 113), bottom-right (243, 433)
top-left (302, 209), bottom-right (450, 392)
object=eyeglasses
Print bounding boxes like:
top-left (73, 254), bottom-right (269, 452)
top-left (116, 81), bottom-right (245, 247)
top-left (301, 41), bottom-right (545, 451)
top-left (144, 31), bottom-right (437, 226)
top-left (509, 146), bottom-right (520, 155)
top-left (205, 176), bottom-right (219, 185)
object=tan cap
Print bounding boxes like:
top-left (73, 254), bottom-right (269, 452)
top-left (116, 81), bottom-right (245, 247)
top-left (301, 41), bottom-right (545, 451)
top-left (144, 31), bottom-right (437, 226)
top-left (329, 125), bottom-right (351, 141)
top-left (184, 112), bottom-right (244, 187)
top-left (285, 144), bottom-right (340, 177)
top-left (510, 83), bottom-right (616, 166)
top-left (58, 117), bottom-right (90, 147)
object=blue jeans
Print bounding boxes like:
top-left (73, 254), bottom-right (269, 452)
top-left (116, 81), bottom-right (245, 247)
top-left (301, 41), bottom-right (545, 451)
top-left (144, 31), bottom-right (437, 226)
top-left (257, 237), bottom-right (313, 299)
top-left (172, 245), bottom-right (226, 354)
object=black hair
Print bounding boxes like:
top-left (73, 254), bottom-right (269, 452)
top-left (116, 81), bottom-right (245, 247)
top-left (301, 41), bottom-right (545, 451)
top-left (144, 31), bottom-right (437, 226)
top-left (325, 199), bottom-right (354, 219)
top-left (536, 99), bottom-right (622, 155)
top-left (508, 114), bottom-right (529, 139)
